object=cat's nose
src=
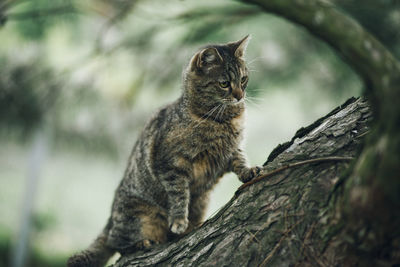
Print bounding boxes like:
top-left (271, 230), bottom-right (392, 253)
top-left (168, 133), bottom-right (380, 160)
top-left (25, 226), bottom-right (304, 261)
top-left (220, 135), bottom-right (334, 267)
top-left (232, 87), bottom-right (243, 101)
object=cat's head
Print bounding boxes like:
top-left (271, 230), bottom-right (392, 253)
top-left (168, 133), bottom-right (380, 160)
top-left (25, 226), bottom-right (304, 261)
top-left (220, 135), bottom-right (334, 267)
top-left (185, 36), bottom-right (250, 108)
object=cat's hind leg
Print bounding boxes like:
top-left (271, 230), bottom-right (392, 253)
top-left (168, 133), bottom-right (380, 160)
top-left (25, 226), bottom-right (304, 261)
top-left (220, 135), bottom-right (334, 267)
top-left (106, 197), bottom-right (169, 254)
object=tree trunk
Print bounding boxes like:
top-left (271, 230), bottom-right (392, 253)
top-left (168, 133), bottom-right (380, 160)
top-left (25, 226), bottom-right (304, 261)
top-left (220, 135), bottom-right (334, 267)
top-left (115, 0), bottom-right (400, 265)
top-left (237, 1), bottom-right (400, 266)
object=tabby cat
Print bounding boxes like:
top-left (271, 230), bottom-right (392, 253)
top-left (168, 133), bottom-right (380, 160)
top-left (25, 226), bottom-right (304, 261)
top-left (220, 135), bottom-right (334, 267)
top-left (67, 35), bottom-right (262, 267)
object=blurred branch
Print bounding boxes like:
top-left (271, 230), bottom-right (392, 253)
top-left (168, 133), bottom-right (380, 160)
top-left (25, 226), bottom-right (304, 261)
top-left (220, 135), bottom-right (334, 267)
top-left (94, 7), bottom-right (130, 52)
top-left (0, 0), bottom-right (30, 10)
top-left (241, 0), bottom-right (400, 111)
top-left (94, 0), bottom-right (140, 52)
top-left (174, 5), bottom-right (261, 21)
top-left (11, 127), bottom-right (50, 267)
top-left (334, 0), bottom-right (400, 10)
top-left (6, 5), bottom-right (76, 21)
top-left (173, 4), bottom-right (263, 44)
top-left (0, 11), bottom-right (6, 26)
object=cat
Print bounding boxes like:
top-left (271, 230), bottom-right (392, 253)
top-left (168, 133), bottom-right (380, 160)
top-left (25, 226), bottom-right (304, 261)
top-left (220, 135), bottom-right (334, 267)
top-left (67, 35), bottom-right (262, 267)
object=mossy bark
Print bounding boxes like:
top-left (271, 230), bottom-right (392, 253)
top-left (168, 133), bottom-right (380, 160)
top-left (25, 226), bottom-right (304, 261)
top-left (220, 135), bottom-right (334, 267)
top-left (116, 0), bottom-right (400, 265)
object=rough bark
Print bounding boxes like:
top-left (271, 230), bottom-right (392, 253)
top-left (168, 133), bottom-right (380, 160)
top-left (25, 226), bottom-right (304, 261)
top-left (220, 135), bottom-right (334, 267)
top-left (236, 1), bottom-right (400, 265)
top-left (113, 97), bottom-right (371, 267)
top-left (116, 0), bottom-right (400, 266)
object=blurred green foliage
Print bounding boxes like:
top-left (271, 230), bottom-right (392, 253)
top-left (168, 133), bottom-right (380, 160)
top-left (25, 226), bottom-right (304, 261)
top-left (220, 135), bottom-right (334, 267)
top-left (0, 0), bottom-right (377, 149)
top-left (9, 0), bottom-right (77, 40)
top-left (6, 0), bottom-right (400, 144)
top-left (0, 231), bottom-right (68, 267)
top-left (0, 57), bottom-right (62, 134)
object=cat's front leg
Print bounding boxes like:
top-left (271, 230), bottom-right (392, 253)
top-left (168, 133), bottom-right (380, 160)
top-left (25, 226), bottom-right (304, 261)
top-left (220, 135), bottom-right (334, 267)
top-left (231, 149), bottom-right (263, 183)
top-left (160, 174), bottom-right (190, 235)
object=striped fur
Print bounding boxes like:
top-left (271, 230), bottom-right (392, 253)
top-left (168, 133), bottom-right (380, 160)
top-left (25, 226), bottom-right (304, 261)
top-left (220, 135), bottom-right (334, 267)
top-left (67, 36), bottom-right (261, 267)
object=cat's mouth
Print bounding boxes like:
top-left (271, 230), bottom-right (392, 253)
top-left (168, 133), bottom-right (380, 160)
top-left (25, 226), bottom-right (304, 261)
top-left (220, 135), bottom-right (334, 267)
top-left (222, 98), bottom-right (245, 106)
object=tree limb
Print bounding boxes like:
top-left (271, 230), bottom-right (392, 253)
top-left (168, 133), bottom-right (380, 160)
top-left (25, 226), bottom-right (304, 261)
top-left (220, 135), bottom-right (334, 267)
top-left (114, 97), bottom-right (372, 266)
top-left (236, 156), bottom-right (354, 195)
top-left (239, 0), bottom-right (400, 265)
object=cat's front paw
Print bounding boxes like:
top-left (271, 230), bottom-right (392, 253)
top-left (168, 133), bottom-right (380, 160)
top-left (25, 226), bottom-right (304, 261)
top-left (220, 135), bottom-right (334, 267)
top-left (239, 166), bottom-right (263, 183)
top-left (169, 217), bottom-right (189, 234)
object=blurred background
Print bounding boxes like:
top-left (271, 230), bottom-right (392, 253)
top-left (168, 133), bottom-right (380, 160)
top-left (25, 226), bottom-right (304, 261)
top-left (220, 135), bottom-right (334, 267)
top-left (0, 0), bottom-right (399, 266)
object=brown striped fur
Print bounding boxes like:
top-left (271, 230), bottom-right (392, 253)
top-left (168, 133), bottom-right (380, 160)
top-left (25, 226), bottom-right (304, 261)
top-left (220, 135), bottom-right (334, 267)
top-left (67, 36), bottom-right (261, 267)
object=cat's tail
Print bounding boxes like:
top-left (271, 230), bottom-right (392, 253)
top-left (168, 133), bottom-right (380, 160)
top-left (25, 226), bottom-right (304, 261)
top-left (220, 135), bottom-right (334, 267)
top-left (67, 218), bottom-right (115, 267)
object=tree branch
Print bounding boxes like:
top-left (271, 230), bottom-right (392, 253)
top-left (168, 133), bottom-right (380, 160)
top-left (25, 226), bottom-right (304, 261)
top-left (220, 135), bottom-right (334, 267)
top-left (238, 0), bottom-right (400, 264)
top-left (6, 5), bottom-right (76, 21)
top-left (114, 97), bottom-right (372, 266)
top-left (236, 156), bottom-right (354, 195)
top-left (241, 0), bottom-right (400, 111)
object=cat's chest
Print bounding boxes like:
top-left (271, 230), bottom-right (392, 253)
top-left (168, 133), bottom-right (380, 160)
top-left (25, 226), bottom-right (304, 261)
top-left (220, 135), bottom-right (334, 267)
top-left (189, 112), bottom-right (244, 148)
top-left (189, 120), bottom-right (241, 157)
top-left (187, 116), bottom-right (244, 191)
top-left (189, 152), bottom-right (225, 193)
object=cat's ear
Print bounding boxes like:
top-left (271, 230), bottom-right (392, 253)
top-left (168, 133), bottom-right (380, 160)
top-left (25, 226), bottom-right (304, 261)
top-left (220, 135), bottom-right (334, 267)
top-left (230, 35), bottom-right (250, 58)
top-left (190, 47), bottom-right (223, 72)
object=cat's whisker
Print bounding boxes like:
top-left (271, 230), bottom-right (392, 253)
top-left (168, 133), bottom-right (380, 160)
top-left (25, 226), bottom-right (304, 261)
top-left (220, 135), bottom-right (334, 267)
top-left (202, 106), bottom-right (220, 123)
top-left (247, 88), bottom-right (266, 93)
top-left (191, 104), bottom-right (222, 129)
top-left (201, 105), bottom-right (221, 120)
top-left (245, 95), bottom-right (262, 101)
top-left (220, 104), bottom-right (227, 120)
top-left (245, 95), bottom-right (261, 102)
top-left (248, 68), bottom-right (259, 73)
top-left (173, 105), bottom-right (221, 139)
top-left (247, 56), bottom-right (270, 67)
top-left (205, 104), bottom-right (222, 119)
top-left (244, 97), bottom-right (262, 109)
top-left (247, 56), bottom-right (263, 66)
top-left (215, 104), bottom-right (225, 121)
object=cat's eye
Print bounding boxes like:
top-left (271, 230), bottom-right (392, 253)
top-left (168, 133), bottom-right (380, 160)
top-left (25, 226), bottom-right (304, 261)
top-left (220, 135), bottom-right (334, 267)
top-left (219, 81), bottom-right (230, 88)
top-left (241, 76), bottom-right (248, 84)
